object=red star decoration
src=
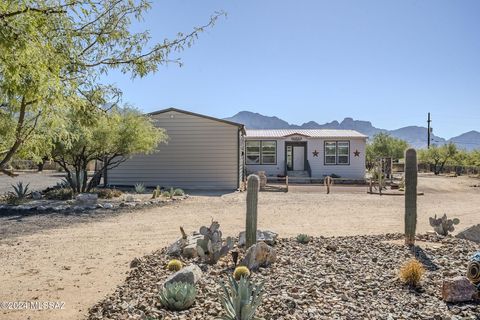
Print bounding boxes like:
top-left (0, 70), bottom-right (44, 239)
top-left (354, 150), bottom-right (360, 157)
top-left (312, 150), bottom-right (319, 157)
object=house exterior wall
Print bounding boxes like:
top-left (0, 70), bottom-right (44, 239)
top-left (108, 110), bottom-right (241, 190)
top-left (245, 136), bottom-right (366, 179)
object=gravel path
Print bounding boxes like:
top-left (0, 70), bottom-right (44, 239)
top-left (88, 233), bottom-right (480, 319)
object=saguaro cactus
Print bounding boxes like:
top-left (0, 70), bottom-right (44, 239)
top-left (404, 148), bottom-right (418, 246)
top-left (246, 175), bottom-right (260, 248)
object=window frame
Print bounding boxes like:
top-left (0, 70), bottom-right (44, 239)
top-left (245, 140), bottom-right (277, 165)
top-left (324, 140), bottom-right (350, 165)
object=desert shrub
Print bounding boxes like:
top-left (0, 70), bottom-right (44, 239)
top-left (173, 188), bottom-right (185, 196)
top-left (233, 266), bottom-right (250, 281)
top-left (158, 282), bottom-right (196, 311)
top-left (94, 188), bottom-right (123, 199)
top-left (399, 259), bottom-right (425, 287)
top-left (134, 183), bottom-right (146, 194)
top-left (45, 188), bottom-right (73, 200)
top-left (162, 187), bottom-right (174, 199)
top-left (219, 275), bottom-right (264, 320)
top-left (296, 233), bottom-right (311, 244)
top-left (167, 259), bottom-right (183, 272)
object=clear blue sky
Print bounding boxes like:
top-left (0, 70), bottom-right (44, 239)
top-left (106, 0), bottom-right (480, 139)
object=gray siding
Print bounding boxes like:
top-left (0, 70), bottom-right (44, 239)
top-left (108, 110), bottom-right (240, 190)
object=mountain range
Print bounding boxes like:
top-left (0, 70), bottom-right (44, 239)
top-left (225, 111), bottom-right (480, 150)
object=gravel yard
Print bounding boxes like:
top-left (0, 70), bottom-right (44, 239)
top-left (88, 234), bottom-right (480, 319)
top-left (0, 174), bottom-right (479, 319)
top-left (0, 171), bottom-right (64, 194)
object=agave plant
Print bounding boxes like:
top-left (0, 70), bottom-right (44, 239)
top-left (11, 182), bottom-right (30, 198)
top-left (219, 276), bottom-right (264, 320)
top-left (158, 282), bottom-right (196, 311)
top-left (134, 183), bottom-right (146, 194)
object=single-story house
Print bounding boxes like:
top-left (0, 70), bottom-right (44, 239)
top-left (107, 108), bottom-right (367, 190)
top-left (107, 108), bottom-right (245, 190)
top-left (244, 129), bottom-right (367, 179)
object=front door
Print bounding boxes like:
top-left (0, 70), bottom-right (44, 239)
top-left (293, 146), bottom-right (305, 171)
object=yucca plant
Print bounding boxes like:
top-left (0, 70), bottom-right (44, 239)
top-left (158, 282), bottom-right (196, 311)
top-left (134, 183), bottom-right (146, 194)
top-left (219, 275), bottom-right (264, 320)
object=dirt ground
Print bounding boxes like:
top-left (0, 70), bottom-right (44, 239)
top-left (0, 174), bottom-right (479, 320)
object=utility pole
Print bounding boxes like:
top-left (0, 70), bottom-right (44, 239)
top-left (427, 112), bottom-right (431, 149)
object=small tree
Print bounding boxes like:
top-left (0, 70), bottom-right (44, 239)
top-left (418, 143), bottom-right (458, 175)
top-left (366, 133), bottom-right (409, 170)
top-left (51, 106), bottom-right (167, 193)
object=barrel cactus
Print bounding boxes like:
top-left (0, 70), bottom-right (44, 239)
top-left (167, 259), bottom-right (183, 272)
top-left (159, 282), bottom-right (196, 311)
top-left (429, 214), bottom-right (460, 236)
top-left (233, 266), bottom-right (250, 281)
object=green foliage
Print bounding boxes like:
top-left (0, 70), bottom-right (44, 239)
top-left (52, 106), bottom-right (167, 193)
top-left (0, 1), bottom-right (224, 174)
top-left (219, 275), bottom-right (264, 320)
top-left (162, 187), bottom-right (175, 199)
top-left (418, 143), bottom-right (458, 175)
top-left (173, 188), bottom-right (185, 196)
top-left (167, 259), bottom-right (183, 272)
top-left (134, 183), bottom-right (146, 194)
top-left (296, 233), bottom-right (311, 244)
top-left (233, 266), bottom-right (251, 281)
top-left (158, 282), bottom-right (196, 311)
top-left (94, 188), bottom-right (122, 199)
top-left (44, 188), bottom-right (73, 200)
top-left (366, 133), bottom-right (409, 169)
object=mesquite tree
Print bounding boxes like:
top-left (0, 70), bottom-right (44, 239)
top-left (51, 106), bottom-right (167, 193)
top-left (0, 1), bottom-right (224, 175)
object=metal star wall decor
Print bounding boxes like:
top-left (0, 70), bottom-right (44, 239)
top-left (354, 150), bottom-right (360, 157)
top-left (312, 150), bottom-right (319, 157)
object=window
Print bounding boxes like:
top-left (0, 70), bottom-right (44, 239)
top-left (246, 141), bottom-right (260, 164)
top-left (246, 140), bottom-right (277, 165)
top-left (337, 142), bottom-right (350, 164)
top-left (324, 141), bottom-right (350, 165)
top-left (325, 142), bottom-right (337, 164)
top-left (261, 141), bottom-right (276, 164)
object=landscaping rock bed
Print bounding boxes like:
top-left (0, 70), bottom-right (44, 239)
top-left (88, 233), bottom-right (480, 320)
top-left (0, 195), bottom-right (188, 216)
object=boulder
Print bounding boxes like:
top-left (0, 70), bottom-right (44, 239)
top-left (238, 230), bottom-right (278, 247)
top-left (103, 203), bottom-right (114, 209)
top-left (240, 241), bottom-right (277, 270)
top-left (182, 234), bottom-right (204, 259)
top-left (166, 238), bottom-right (186, 256)
top-left (163, 264), bottom-right (202, 287)
top-left (31, 191), bottom-right (42, 200)
top-left (75, 193), bottom-right (98, 206)
top-left (442, 276), bottom-right (478, 303)
top-left (456, 224), bottom-right (480, 243)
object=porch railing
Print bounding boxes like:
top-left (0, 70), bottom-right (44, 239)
top-left (306, 160), bottom-right (312, 177)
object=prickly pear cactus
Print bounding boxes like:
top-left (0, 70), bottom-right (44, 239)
top-left (404, 148), bottom-right (417, 246)
top-left (429, 214), bottom-right (460, 236)
top-left (467, 252), bottom-right (480, 289)
top-left (196, 220), bottom-right (233, 264)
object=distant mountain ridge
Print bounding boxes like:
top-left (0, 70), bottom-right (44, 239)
top-left (225, 111), bottom-right (479, 150)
